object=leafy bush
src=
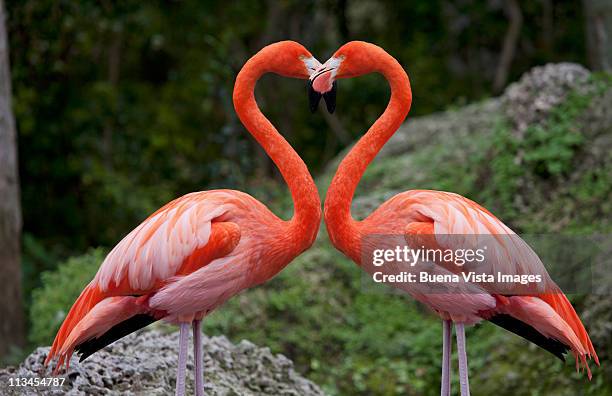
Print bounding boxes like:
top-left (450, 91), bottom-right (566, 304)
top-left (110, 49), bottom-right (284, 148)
top-left (29, 249), bottom-right (104, 346)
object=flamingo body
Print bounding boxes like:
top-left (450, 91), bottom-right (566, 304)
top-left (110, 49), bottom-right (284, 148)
top-left (353, 190), bottom-right (596, 368)
top-left (48, 190), bottom-right (315, 367)
top-left (312, 41), bottom-right (598, 394)
top-left (45, 41), bottom-right (323, 396)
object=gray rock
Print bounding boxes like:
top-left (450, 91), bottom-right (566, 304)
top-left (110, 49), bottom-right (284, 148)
top-left (379, 98), bottom-right (501, 159)
top-left (0, 330), bottom-right (326, 396)
top-left (325, 98), bottom-right (501, 172)
top-left (502, 63), bottom-right (591, 135)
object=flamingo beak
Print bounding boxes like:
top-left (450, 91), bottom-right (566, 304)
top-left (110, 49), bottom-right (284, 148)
top-left (308, 67), bottom-right (337, 114)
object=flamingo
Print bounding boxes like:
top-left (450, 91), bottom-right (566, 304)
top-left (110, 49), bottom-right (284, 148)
top-left (44, 41), bottom-right (323, 396)
top-left (310, 41), bottom-right (599, 395)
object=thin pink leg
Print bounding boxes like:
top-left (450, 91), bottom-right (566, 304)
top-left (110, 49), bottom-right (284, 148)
top-left (441, 320), bottom-right (452, 396)
top-left (193, 320), bottom-right (204, 396)
top-left (175, 322), bottom-right (190, 396)
top-left (456, 323), bottom-right (470, 396)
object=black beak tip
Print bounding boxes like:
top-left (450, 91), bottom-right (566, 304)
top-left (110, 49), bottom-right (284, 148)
top-left (322, 81), bottom-right (337, 114)
top-left (308, 80), bottom-right (322, 113)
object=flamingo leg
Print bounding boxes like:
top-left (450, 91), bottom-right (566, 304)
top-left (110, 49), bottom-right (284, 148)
top-left (193, 319), bottom-right (204, 396)
top-left (455, 323), bottom-right (470, 396)
top-left (441, 320), bottom-right (452, 396)
top-left (175, 322), bottom-right (190, 396)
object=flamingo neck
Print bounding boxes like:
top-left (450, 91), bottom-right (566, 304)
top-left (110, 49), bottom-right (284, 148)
top-left (233, 55), bottom-right (321, 253)
top-left (324, 54), bottom-right (412, 260)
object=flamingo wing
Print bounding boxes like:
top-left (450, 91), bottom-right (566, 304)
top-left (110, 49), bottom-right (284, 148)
top-left (95, 192), bottom-right (239, 293)
top-left (399, 190), bottom-right (598, 375)
top-left (46, 191), bottom-right (242, 370)
top-left (402, 191), bottom-right (555, 290)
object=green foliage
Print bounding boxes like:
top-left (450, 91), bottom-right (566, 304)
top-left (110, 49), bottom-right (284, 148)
top-left (481, 75), bottom-right (609, 231)
top-left (29, 249), bottom-right (104, 346)
top-left (21, 233), bottom-right (61, 308)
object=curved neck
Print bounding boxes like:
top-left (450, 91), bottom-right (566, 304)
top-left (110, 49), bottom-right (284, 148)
top-left (233, 55), bottom-right (321, 251)
top-left (324, 54), bottom-right (411, 260)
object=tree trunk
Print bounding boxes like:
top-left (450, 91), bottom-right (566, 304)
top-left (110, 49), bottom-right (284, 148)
top-left (584, 0), bottom-right (612, 71)
top-left (0, 0), bottom-right (24, 359)
top-left (493, 0), bottom-right (523, 93)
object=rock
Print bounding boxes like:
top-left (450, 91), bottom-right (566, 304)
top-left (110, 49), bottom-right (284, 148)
top-left (502, 63), bottom-right (590, 135)
top-left (324, 98), bottom-right (501, 171)
top-left (0, 330), bottom-right (326, 396)
top-left (380, 98), bottom-right (501, 158)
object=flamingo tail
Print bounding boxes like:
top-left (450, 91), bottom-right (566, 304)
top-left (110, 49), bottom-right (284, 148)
top-left (45, 284), bottom-right (104, 367)
top-left (74, 313), bottom-right (157, 362)
top-left (48, 295), bottom-right (155, 373)
top-left (539, 292), bottom-right (599, 365)
top-left (488, 313), bottom-right (569, 361)
top-left (492, 295), bottom-right (598, 380)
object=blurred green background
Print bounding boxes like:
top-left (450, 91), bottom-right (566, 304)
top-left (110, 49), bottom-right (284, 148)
top-left (2, 0), bottom-right (611, 395)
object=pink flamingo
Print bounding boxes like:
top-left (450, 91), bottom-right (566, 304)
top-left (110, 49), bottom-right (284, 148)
top-left (310, 41), bottom-right (598, 395)
top-left (44, 41), bottom-right (322, 396)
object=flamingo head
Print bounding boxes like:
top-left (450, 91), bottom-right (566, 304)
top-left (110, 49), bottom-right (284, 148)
top-left (262, 41), bottom-right (321, 80)
top-left (310, 41), bottom-right (389, 113)
top-left (308, 55), bottom-right (341, 114)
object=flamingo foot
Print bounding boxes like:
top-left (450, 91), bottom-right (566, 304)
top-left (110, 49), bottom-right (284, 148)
top-left (175, 322), bottom-right (190, 396)
top-left (441, 320), bottom-right (452, 396)
top-left (456, 323), bottom-right (470, 396)
top-left (193, 319), bottom-right (204, 396)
